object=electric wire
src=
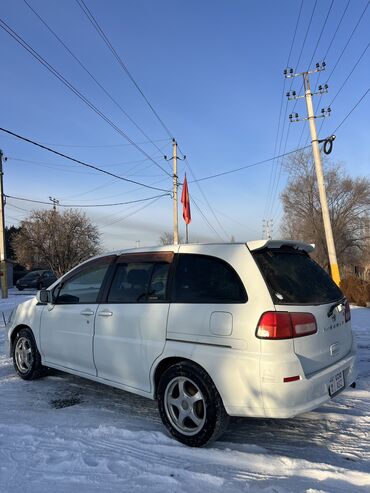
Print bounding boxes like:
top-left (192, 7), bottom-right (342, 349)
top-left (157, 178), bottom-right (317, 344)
top-left (312, 0), bottom-right (351, 94)
top-left (0, 18), bottom-right (172, 178)
top-left (75, 0), bottom-right (173, 139)
top-left (263, 0), bottom-right (304, 220)
top-left (0, 127), bottom-right (171, 193)
top-left (312, 0), bottom-right (369, 122)
top-left (327, 0), bottom-right (369, 84)
top-left (187, 144), bottom-right (311, 184)
top-left (22, 0), bottom-right (168, 156)
top-left (177, 145), bottom-right (230, 241)
top-left (39, 138), bottom-right (171, 148)
top-left (332, 86), bottom-right (370, 134)
top-left (5, 192), bottom-right (171, 208)
top-left (190, 196), bottom-right (224, 241)
top-left (266, 0), bottom-right (318, 220)
top-left (328, 42), bottom-right (370, 107)
top-left (99, 194), bottom-right (167, 229)
top-left (273, 86), bottom-right (370, 226)
top-left (271, 0), bottom-right (361, 223)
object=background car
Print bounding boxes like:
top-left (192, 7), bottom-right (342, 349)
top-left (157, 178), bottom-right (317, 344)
top-left (15, 270), bottom-right (57, 291)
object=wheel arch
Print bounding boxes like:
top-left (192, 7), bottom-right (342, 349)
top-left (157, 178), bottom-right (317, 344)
top-left (10, 324), bottom-right (34, 352)
top-left (153, 357), bottom-right (215, 399)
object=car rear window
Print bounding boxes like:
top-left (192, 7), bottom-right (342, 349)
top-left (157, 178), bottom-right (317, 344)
top-left (252, 248), bottom-right (343, 305)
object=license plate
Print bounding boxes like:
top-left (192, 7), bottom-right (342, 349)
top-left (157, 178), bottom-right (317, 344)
top-left (329, 370), bottom-right (345, 396)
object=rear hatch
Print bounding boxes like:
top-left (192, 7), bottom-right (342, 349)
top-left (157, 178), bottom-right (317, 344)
top-left (250, 241), bottom-right (352, 376)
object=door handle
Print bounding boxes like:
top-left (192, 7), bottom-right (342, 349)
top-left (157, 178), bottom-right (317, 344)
top-left (80, 309), bottom-right (95, 316)
top-left (98, 310), bottom-right (113, 317)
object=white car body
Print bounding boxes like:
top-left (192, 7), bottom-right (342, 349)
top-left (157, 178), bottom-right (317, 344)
top-left (7, 241), bottom-right (357, 422)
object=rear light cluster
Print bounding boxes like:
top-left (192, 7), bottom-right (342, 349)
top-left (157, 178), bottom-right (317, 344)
top-left (344, 300), bottom-right (351, 322)
top-left (256, 311), bottom-right (317, 340)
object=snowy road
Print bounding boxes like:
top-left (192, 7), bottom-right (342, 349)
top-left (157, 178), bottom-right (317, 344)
top-left (0, 292), bottom-right (369, 493)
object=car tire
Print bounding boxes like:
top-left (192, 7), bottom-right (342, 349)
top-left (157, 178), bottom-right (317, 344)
top-left (12, 328), bottom-right (47, 380)
top-left (157, 361), bottom-right (229, 447)
top-left (17, 286), bottom-right (24, 291)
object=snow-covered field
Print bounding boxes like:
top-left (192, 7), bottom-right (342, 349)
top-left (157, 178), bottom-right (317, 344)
top-left (0, 291), bottom-right (369, 493)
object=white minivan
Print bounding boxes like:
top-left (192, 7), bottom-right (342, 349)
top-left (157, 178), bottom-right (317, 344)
top-left (7, 240), bottom-right (357, 446)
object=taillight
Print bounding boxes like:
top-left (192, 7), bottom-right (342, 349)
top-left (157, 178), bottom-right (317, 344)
top-left (256, 311), bottom-right (317, 339)
top-left (344, 300), bottom-right (351, 322)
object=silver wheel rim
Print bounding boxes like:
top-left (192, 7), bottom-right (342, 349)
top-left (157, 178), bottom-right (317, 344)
top-left (15, 337), bottom-right (33, 373)
top-left (164, 376), bottom-right (206, 436)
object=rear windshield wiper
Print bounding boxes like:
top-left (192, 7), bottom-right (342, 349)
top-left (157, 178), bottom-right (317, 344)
top-left (327, 297), bottom-right (346, 318)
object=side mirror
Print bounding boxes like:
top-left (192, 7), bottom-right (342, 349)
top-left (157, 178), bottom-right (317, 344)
top-left (36, 289), bottom-right (50, 304)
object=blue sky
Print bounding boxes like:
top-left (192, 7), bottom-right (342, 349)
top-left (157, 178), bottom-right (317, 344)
top-left (1, 0), bottom-right (369, 250)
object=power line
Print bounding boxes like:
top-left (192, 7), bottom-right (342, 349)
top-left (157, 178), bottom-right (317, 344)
top-left (5, 192), bottom-right (171, 208)
top-left (264, 0), bottom-right (304, 220)
top-left (188, 145), bottom-right (311, 184)
top-left (75, 0), bottom-right (174, 139)
top-left (266, 0), bottom-right (318, 219)
top-left (22, 0), bottom-right (168, 157)
top-left (332, 86), bottom-right (370, 134)
top-left (274, 86), bottom-right (370, 226)
top-left (0, 127), bottom-right (171, 192)
top-left (190, 196), bottom-right (224, 241)
top-left (99, 194), bottom-right (167, 229)
top-left (328, 41), bottom-right (370, 107)
top-left (271, 0), bottom-right (360, 221)
top-left (307, 0), bottom-right (334, 69)
top-left (0, 18), bottom-right (172, 178)
top-left (312, 0), bottom-right (351, 95)
top-left (38, 138), bottom-right (171, 149)
top-left (313, 0), bottom-right (369, 119)
top-left (326, 0), bottom-right (369, 84)
top-left (177, 145), bottom-right (230, 241)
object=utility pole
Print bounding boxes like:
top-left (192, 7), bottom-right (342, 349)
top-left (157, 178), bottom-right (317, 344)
top-left (0, 150), bottom-right (8, 298)
top-left (285, 62), bottom-right (340, 286)
top-left (164, 140), bottom-right (186, 245)
top-left (172, 139), bottom-right (179, 245)
top-left (49, 196), bottom-right (59, 211)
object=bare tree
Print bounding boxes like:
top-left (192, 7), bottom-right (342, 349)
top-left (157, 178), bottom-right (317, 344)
top-left (12, 209), bottom-right (101, 276)
top-left (280, 150), bottom-right (370, 271)
top-left (158, 231), bottom-right (184, 245)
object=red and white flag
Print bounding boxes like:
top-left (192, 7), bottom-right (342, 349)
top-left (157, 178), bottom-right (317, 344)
top-left (181, 174), bottom-right (191, 225)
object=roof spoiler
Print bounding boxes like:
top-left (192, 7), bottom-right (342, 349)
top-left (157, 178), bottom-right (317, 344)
top-left (247, 239), bottom-right (315, 253)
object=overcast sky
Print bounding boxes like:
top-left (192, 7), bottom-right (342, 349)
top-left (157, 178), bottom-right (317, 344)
top-left (1, 0), bottom-right (369, 251)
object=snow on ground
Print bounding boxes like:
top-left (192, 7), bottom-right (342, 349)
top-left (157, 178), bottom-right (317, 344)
top-left (0, 289), bottom-right (369, 493)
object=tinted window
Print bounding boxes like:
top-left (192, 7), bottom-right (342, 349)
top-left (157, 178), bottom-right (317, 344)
top-left (173, 254), bottom-right (247, 303)
top-left (23, 272), bottom-right (41, 279)
top-left (253, 248), bottom-right (343, 304)
top-left (107, 262), bottom-right (170, 303)
top-left (56, 264), bottom-right (109, 304)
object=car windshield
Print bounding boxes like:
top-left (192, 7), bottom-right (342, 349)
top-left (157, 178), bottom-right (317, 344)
top-left (252, 248), bottom-right (343, 305)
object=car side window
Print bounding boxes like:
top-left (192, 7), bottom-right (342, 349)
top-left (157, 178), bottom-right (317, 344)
top-left (107, 262), bottom-right (170, 303)
top-left (55, 263), bottom-right (110, 304)
top-left (173, 254), bottom-right (247, 303)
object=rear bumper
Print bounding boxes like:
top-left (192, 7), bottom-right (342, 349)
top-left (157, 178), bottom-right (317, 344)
top-left (261, 342), bottom-right (358, 418)
top-left (225, 340), bottom-right (357, 418)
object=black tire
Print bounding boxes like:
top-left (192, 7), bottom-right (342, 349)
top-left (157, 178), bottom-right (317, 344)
top-left (157, 361), bottom-right (229, 447)
top-left (12, 328), bottom-right (47, 380)
top-left (17, 286), bottom-right (24, 291)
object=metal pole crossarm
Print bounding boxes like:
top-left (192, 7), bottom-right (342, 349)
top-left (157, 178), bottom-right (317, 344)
top-left (284, 62), bottom-right (326, 78)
